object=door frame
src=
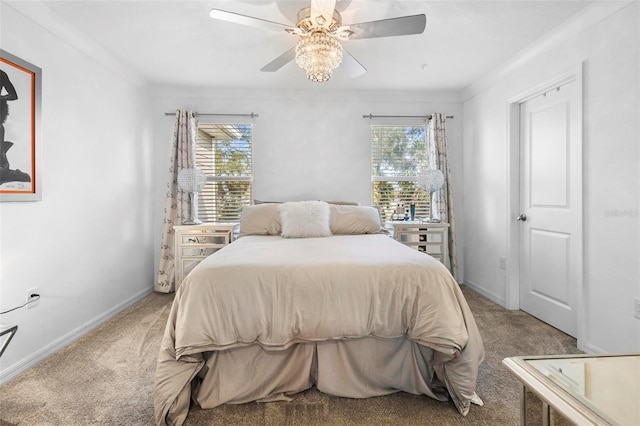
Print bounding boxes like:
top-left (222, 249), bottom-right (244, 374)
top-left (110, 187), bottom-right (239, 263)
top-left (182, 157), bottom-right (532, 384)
top-left (505, 63), bottom-right (584, 345)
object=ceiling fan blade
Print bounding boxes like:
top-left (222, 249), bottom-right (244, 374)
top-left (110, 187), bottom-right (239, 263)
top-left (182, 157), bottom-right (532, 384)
top-left (348, 14), bottom-right (426, 39)
top-left (260, 47), bottom-right (296, 72)
top-left (342, 49), bottom-right (367, 78)
top-left (310, 0), bottom-right (337, 28)
top-left (210, 8), bottom-right (294, 33)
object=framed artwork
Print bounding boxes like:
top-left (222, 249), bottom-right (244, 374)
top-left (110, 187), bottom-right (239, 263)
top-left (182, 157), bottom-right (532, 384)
top-left (0, 50), bottom-right (42, 201)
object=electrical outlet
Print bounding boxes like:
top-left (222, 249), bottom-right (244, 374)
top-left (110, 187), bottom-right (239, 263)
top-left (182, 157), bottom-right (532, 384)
top-left (634, 298), bottom-right (640, 320)
top-left (499, 257), bottom-right (506, 270)
top-left (26, 287), bottom-right (40, 309)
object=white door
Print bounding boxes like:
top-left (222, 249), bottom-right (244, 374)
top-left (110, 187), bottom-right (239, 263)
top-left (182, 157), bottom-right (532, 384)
top-left (519, 80), bottom-right (581, 337)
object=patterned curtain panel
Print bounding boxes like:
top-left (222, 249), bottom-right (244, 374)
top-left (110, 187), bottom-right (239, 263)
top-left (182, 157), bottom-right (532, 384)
top-left (429, 113), bottom-right (459, 281)
top-left (156, 110), bottom-right (198, 293)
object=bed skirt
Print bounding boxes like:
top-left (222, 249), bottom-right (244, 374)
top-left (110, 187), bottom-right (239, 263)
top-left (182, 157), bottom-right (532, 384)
top-left (166, 336), bottom-right (463, 425)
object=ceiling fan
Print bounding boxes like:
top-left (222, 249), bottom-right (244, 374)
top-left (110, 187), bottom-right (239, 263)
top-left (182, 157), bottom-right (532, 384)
top-left (209, 0), bottom-right (426, 82)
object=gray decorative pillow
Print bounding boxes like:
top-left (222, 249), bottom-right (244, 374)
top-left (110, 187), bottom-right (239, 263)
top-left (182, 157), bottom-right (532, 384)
top-left (329, 205), bottom-right (389, 235)
top-left (278, 201), bottom-right (332, 238)
top-left (238, 204), bottom-right (281, 237)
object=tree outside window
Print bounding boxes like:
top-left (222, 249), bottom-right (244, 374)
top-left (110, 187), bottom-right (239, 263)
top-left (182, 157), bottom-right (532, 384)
top-left (371, 125), bottom-right (430, 221)
top-left (196, 123), bottom-right (252, 222)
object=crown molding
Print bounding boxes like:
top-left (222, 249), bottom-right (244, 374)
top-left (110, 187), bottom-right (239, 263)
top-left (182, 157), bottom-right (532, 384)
top-left (3, 1), bottom-right (151, 93)
top-left (153, 86), bottom-right (462, 104)
top-left (461, 0), bottom-right (634, 102)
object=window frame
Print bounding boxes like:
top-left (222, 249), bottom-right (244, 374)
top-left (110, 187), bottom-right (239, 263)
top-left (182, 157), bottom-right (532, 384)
top-left (370, 119), bottom-right (431, 222)
top-left (195, 118), bottom-right (254, 223)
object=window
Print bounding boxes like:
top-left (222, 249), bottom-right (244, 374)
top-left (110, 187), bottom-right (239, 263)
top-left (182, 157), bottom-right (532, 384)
top-left (195, 123), bottom-right (252, 222)
top-left (371, 124), bottom-right (430, 221)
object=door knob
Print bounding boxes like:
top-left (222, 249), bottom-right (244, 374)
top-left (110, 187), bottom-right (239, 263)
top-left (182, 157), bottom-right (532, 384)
top-left (516, 214), bottom-right (527, 222)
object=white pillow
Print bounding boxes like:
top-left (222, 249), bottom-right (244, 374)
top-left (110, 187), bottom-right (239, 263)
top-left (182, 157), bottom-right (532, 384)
top-left (278, 201), bottom-right (332, 238)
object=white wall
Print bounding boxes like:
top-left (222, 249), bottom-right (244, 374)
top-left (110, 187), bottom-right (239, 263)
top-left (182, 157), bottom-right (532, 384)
top-left (462, 2), bottom-right (640, 353)
top-left (151, 88), bottom-right (464, 281)
top-left (0, 3), bottom-right (155, 382)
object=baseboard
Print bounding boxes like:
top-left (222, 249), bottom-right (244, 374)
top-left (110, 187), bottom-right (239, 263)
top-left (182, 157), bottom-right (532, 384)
top-left (578, 342), bottom-right (606, 355)
top-left (463, 279), bottom-right (507, 308)
top-left (0, 286), bottom-right (154, 385)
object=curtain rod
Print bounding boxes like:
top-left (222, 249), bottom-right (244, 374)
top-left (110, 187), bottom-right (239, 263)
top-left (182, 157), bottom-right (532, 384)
top-left (163, 112), bottom-right (259, 118)
top-left (362, 114), bottom-right (454, 120)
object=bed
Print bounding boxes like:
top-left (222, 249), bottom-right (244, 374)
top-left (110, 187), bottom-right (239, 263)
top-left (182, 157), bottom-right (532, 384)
top-left (154, 201), bottom-right (485, 426)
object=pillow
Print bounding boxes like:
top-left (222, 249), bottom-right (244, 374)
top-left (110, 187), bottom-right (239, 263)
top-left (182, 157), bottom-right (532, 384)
top-left (238, 203), bottom-right (281, 237)
top-left (323, 200), bottom-right (360, 206)
top-left (254, 199), bottom-right (282, 205)
top-left (256, 199), bottom-right (359, 206)
top-left (329, 205), bottom-right (390, 235)
top-left (278, 201), bottom-right (332, 238)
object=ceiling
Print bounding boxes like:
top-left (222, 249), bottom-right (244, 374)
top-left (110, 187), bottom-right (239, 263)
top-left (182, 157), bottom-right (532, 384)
top-left (24, 0), bottom-right (595, 92)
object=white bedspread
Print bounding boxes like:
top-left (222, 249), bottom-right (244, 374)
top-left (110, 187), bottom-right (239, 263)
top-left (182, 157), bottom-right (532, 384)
top-left (155, 234), bottom-right (484, 425)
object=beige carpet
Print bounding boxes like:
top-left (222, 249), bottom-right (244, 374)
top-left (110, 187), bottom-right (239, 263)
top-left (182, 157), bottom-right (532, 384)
top-left (0, 287), bottom-right (581, 425)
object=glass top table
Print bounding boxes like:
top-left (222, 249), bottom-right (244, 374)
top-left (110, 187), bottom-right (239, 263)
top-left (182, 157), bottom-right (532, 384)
top-left (503, 354), bottom-right (640, 425)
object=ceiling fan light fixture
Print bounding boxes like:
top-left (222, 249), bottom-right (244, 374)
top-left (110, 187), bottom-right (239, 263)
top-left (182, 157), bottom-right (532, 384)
top-left (209, 5), bottom-right (426, 81)
top-left (295, 31), bottom-right (343, 82)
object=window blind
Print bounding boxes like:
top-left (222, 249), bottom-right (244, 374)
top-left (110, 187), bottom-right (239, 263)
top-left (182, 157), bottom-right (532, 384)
top-left (371, 125), bottom-right (430, 221)
top-left (196, 123), bottom-right (252, 222)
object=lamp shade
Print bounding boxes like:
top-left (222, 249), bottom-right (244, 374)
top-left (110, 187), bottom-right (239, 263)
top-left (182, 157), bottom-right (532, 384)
top-left (417, 169), bottom-right (445, 193)
top-left (177, 168), bottom-right (206, 193)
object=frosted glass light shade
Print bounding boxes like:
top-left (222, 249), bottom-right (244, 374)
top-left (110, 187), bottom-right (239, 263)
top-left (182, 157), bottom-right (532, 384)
top-left (417, 169), bottom-right (445, 193)
top-left (177, 168), bottom-right (206, 193)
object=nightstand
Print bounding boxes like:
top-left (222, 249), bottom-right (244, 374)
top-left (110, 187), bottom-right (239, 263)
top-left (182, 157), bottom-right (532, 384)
top-left (391, 221), bottom-right (450, 270)
top-left (174, 223), bottom-right (239, 287)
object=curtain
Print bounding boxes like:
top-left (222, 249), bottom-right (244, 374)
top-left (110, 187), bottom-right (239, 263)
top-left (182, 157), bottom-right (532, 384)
top-left (429, 113), bottom-right (459, 281)
top-left (156, 110), bottom-right (198, 293)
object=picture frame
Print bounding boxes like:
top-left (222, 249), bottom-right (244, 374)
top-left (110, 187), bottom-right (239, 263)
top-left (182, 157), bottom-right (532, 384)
top-left (0, 50), bottom-right (42, 201)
